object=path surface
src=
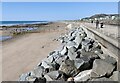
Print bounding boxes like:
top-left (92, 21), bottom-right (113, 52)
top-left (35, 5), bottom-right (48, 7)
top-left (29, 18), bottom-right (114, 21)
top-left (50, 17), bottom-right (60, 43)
top-left (82, 22), bottom-right (119, 40)
top-left (2, 22), bottom-right (67, 81)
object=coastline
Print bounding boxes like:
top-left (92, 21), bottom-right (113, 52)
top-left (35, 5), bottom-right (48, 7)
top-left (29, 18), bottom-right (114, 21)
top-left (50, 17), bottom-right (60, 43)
top-left (0, 21), bottom-right (49, 27)
top-left (2, 22), bottom-right (68, 81)
top-left (1, 20), bottom-right (119, 81)
top-left (0, 21), bottom-right (53, 42)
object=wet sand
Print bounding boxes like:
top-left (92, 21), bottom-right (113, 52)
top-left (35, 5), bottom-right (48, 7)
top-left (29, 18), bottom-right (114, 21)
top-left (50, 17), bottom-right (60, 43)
top-left (2, 22), bottom-right (67, 81)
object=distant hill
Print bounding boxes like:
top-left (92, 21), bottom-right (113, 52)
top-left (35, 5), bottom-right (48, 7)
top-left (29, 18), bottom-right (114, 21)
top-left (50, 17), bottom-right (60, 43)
top-left (81, 14), bottom-right (119, 25)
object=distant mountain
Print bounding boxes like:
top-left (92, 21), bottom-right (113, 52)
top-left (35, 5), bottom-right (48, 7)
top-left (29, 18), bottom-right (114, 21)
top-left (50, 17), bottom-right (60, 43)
top-left (89, 14), bottom-right (108, 19)
top-left (83, 14), bottom-right (119, 19)
top-left (81, 14), bottom-right (119, 25)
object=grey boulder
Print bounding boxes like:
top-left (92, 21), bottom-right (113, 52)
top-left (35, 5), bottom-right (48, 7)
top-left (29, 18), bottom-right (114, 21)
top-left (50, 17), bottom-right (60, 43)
top-left (80, 51), bottom-right (99, 60)
top-left (91, 48), bottom-right (103, 55)
top-left (42, 56), bottom-right (55, 63)
top-left (67, 49), bottom-right (77, 60)
top-left (91, 77), bottom-right (113, 81)
top-left (74, 34), bottom-right (83, 48)
top-left (60, 46), bottom-right (68, 55)
top-left (26, 76), bottom-right (36, 81)
top-left (55, 55), bottom-right (68, 65)
top-left (41, 61), bottom-right (59, 72)
top-left (110, 71), bottom-right (120, 81)
top-left (19, 72), bottom-right (30, 81)
top-left (30, 66), bottom-right (44, 78)
top-left (66, 41), bottom-right (76, 49)
top-left (98, 54), bottom-right (117, 65)
top-left (74, 69), bottom-right (92, 81)
top-left (59, 60), bottom-right (78, 76)
top-left (44, 71), bottom-right (67, 81)
top-left (91, 59), bottom-right (115, 78)
top-left (74, 59), bottom-right (84, 70)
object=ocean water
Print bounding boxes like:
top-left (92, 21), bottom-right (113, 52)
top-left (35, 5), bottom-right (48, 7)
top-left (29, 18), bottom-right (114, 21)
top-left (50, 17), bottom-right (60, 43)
top-left (0, 36), bottom-right (12, 41)
top-left (0, 21), bottom-right (48, 41)
top-left (0, 21), bottom-right (48, 26)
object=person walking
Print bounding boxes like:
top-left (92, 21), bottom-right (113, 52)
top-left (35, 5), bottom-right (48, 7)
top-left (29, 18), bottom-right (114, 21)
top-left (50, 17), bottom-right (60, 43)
top-left (91, 20), bottom-right (93, 23)
top-left (96, 20), bottom-right (99, 29)
top-left (100, 22), bottom-right (104, 28)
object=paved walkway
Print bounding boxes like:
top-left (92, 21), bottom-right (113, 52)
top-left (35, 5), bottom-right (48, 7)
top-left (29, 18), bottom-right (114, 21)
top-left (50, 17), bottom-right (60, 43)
top-left (82, 23), bottom-right (119, 40)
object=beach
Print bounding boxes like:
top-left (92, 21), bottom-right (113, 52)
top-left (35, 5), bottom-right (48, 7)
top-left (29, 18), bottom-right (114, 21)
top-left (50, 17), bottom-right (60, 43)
top-left (1, 21), bottom-right (119, 81)
top-left (2, 22), bottom-right (68, 81)
top-left (1, 2), bottom-right (119, 82)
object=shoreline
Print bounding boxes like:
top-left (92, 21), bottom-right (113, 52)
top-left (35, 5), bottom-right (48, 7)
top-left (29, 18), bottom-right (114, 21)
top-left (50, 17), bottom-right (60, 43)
top-left (2, 22), bottom-right (68, 81)
top-left (0, 21), bottom-right (50, 27)
top-left (0, 22), bottom-right (56, 42)
top-left (2, 21), bottom-right (119, 81)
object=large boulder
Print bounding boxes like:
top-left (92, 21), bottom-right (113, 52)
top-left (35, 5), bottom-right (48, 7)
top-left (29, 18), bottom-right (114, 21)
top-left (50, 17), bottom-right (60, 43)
top-left (30, 66), bottom-right (44, 78)
top-left (47, 51), bottom-right (60, 60)
top-left (74, 34), bottom-right (83, 49)
top-left (26, 76), bottom-right (36, 81)
top-left (80, 32), bottom-right (87, 38)
top-left (74, 69), bottom-right (92, 81)
top-left (91, 48), bottom-right (103, 55)
top-left (74, 59), bottom-right (84, 70)
top-left (41, 61), bottom-right (52, 69)
top-left (44, 71), bottom-right (67, 81)
top-left (66, 41), bottom-right (77, 49)
top-left (19, 72), bottom-right (30, 81)
top-left (42, 56), bottom-right (55, 63)
top-left (91, 59), bottom-right (115, 78)
top-left (91, 41), bottom-right (101, 50)
top-left (67, 50), bottom-right (77, 60)
top-left (81, 38), bottom-right (94, 52)
top-left (69, 36), bottom-right (76, 41)
top-left (81, 37), bottom-right (93, 46)
top-left (68, 46), bottom-right (77, 53)
top-left (59, 60), bottom-right (78, 76)
top-left (79, 56), bottom-right (91, 71)
top-left (48, 51), bottom-right (56, 56)
top-left (59, 36), bottom-right (65, 43)
top-left (85, 44), bottom-right (93, 52)
top-left (25, 76), bottom-right (46, 83)
top-left (98, 54), bottom-right (117, 65)
top-left (110, 71), bottom-right (120, 81)
top-left (55, 55), bottom-right (68, 65)
top-left (40, 61), bottom-right (59, 72)
top-left (68, 30), bottom-right (74, 37)
top-left (80, 51), bottom-right (99, 60)
top-left (44, 74), bottom-right (53, 81)
top-left (91, 77), bottom-right (113, 81)
top-left (60, 46), bottom-right (68, 55)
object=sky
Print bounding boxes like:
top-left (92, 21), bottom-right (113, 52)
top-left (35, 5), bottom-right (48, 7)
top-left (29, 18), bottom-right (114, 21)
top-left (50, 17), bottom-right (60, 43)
top-left (1, 0), bottom-right (119, 2)
top-left (1, 2), bottom-right (118, 21)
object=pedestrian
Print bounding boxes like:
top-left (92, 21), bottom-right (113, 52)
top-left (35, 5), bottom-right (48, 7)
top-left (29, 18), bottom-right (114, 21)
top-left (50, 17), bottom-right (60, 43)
top-left (91, 20), bottom-right (93, 23)
top-left (96, 20), bottom-right (99, 29)
top-left (100, 22), bottom-right (104, 28)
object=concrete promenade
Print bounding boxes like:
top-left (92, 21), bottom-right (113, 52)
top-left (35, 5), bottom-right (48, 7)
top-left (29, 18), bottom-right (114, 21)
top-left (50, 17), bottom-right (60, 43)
top-left (82, 22), bottom-right (119, 40)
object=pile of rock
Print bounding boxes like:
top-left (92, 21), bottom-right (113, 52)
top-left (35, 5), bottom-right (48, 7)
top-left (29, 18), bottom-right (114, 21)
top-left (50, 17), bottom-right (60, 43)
top-left (19, 27), bottom-right (119, 82)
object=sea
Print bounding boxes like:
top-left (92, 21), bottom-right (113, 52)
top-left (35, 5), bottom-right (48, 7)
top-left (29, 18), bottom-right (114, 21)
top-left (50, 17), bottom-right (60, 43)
top-left (0, 21), bottom-right (48, 26)
top-left (0, 21), bottom-right (49, 41)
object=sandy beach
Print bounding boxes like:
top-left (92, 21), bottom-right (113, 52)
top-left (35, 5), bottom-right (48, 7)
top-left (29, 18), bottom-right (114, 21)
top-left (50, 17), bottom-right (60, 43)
top-left (2, 22), bottom-right (67, 81)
